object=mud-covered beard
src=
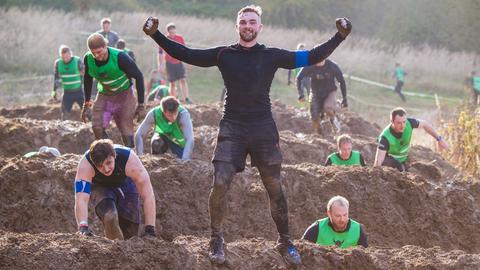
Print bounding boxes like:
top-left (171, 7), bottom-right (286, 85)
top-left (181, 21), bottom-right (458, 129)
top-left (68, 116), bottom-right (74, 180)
top-left (239, 29), bottom-right (258, 43)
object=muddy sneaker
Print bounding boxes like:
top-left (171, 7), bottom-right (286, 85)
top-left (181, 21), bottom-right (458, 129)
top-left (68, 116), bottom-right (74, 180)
top-left (275, 240), bottom-right (302, 268)
top-left (208, 235), bottom-right (225, 264)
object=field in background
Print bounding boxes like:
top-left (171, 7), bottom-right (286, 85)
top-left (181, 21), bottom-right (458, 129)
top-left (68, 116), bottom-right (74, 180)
top-left (0, 8), bottom-right (475, 132)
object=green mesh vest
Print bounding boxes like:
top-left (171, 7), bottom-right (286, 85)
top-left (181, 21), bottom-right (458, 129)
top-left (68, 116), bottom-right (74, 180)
top-left (395, 67), bottom-right (405, 82)
top-left (379, 120), bottom-right (413, 163)
top-left (328, 151), bottom-right (361, 166)
top-left (57, 56), bottom-right (82, 91)
top-left (154, 106), bottom-right (186, 148)
top-left (316, 218), bottom-right (360, 248)
top-left (473, 76), bottom-right (480, 93)
top-left (85, 47), bottom-right (131, 94)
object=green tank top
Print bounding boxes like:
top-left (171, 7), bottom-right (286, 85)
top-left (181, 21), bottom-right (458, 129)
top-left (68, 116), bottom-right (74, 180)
top-left (328, 151), bottom-right (362, 166)
top-left (85, 47), bottom-right (131, 94)
top-left (154, 105), bottom-right (186, 148)
top-left (316, 217), bottom-right (361, 248)
top-left (379, 120), bottom-right (412, 163)
top-left (473, 76), bottom-right (480, 92)
top-left (395, 67), bottom-right (405, 82)
top-left (57, 56), bottom-right (82, 91)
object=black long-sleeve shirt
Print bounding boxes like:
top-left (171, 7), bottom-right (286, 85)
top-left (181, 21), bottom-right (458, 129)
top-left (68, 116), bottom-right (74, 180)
top-left (296, 59), bottom-right (346, 100)
top-left (302, 219), bottom-right (368, 248)
top-left (150, 31), bottom-right (344, 121)
top-left (83, 51), bottom-right (144, 103)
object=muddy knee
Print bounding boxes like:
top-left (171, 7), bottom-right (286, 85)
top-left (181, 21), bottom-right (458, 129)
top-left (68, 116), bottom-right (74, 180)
top-left (92, 127), bottom-right (108, 140)
top-left (151, 137), bottom-right (167, 154)
top-left (95, 199), bottom-right (123, 240)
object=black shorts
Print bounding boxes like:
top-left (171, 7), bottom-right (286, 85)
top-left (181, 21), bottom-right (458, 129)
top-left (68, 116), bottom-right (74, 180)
top-left (62, 89), bottom-right (84, 113)
top-left (166, 62), bottom-right (186, 82)
top-left (212, 118), bottom-right (283, 172)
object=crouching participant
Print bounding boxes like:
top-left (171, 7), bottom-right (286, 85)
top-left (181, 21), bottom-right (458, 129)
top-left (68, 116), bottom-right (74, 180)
top-left (302, 195), bottom-right (367, 248)
top-left (74, 139), bottom-right (156, 239)
top-left (134, 96), bottom-right (194, 160)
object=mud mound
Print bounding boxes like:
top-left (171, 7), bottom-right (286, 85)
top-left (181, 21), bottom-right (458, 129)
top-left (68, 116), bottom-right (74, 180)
top-left (1, 156), bottom-right (479, 253)
top-left (0, 102), bottom-right (382, 138)
top-left (0, 103), bottom-right (80, 121)
top-left (1, 232), bottom-right (479, 270)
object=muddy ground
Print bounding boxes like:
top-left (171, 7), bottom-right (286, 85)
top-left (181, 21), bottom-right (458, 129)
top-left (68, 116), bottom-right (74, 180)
top-left (0, 102), bottom-right (477, 269)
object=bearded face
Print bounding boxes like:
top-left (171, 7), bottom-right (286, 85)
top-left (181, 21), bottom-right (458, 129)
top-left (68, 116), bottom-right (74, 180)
top-left (236, 11), bottom-right (262, 44)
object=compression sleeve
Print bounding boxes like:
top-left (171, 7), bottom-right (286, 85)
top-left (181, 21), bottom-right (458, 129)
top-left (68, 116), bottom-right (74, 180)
top-left (360, 154), bottom-right (366, 166)
top-left (53, 60), bottom-right (60, 91)
top-left (296, 67), bottom-right (308, 97)
top-left (333, 62), bottom-right (347, 99)
top-left (134, 109), bottom-right (155, 155)
top-left (358, 224), bottom-right (368, 248)
top-left (301, 221), bottom-right (319, 243)
top-left (179, 110), bottom-right (194, 160)
top-left (324, 155), bottom-right (333, 166)
top-left (118, 52), bottom-right (145, 104)
top-left (378, 136), bottom-right (390, 151)
top-left (150, 31), bottom-right (222, 67)
top-left (83, 55), bottom-right (93, 102)
top-left (408, 118), bottom-right (420, 128)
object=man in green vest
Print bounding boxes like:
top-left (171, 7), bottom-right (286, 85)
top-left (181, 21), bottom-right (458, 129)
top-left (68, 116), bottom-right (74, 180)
top-left (52, 45), bottom-right (84, 120)
top-left (134, 96), bottom-right (194, 160)
top-left (81, 33), bottom-right (146, 148)
top-left (393, 62), bottom-right (406, 102)
top-left (302, 195), bottom-right (368, 248)
top-left (116, 39), bottom-right (136, 62)
top-left (470, 71), bottom-right (480, 105)
top-left (374, 107), bottom-right (449, 172)
top-left (325, 134), bottom-right (366, 166)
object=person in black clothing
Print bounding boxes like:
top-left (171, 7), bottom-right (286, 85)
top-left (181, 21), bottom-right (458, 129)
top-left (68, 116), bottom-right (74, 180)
top-left (143, 5), bottom-right (351, 268)
top-left (116, 39), bottom-right (136, 62)
top-left (296, 58), bottom-right (347, 134)
top-left (302, 195), bottom-right (368, 248)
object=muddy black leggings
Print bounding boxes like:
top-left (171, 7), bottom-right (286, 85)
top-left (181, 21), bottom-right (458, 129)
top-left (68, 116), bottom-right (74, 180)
top-left (208, 161), bottom-right (290, 240)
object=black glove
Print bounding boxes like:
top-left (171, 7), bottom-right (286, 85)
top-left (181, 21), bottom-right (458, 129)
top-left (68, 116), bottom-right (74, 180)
top-left (143, 17), bottom-right (159, 36)
top-left (77, 225), bottom-right (94, 236)
top-left (81, 101), bottom-right (93, 123)
top-left (135, 103), bottom-right (146, 122)
top-left (336, 18), bottom-right (352, 39)
top-left (144, 225), bottom-right (156, 238)
top-left (341, 98), bottom-right (348, 108)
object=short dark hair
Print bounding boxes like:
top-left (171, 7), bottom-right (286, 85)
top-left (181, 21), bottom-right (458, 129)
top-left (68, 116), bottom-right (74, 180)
top-left (116, 39), bottom-right (126, 50)
top-left (336, 134), bottom-right (352, 148)
top-left (391, 107), bottom-right (407, 121)
top-left (238, 5), bottom-right (263, 17)
top-left (161, 96), bottom-right (180, 113)
top-left (89, 139), bottom-right (116, 166)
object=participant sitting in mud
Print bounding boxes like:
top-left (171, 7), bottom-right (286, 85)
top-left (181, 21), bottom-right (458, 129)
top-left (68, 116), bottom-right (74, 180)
top-left (81, 33), bottom-right (146, 148)
top-left (74, 139), bottom-right (156, 239)
top-left (325, 134), bottom-right (366, 166)
top-left (302, 195), bottom-right (368, 248)
top-left (296, 58), bottom-right (347, 134)
top-left (374, 107), bottom-right (449, 172)
top-left (134, 96), bottom-right (193, 160)
top-left (143, 5), bottom-right (351, 268)
top-left (52, 45), bottom-right (85, 120)
top-left (23, 146), bottom-right (61, 158)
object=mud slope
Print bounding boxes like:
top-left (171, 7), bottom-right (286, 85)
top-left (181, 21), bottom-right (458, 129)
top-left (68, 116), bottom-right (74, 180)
top-left (0, 156), bottom-right (478, 252)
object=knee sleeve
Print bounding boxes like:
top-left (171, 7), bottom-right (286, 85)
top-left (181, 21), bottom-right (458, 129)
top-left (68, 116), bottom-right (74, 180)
top-left (212, 162), bottom-right (236, 190)
top-left (95, 199), bottom-right (118, 222)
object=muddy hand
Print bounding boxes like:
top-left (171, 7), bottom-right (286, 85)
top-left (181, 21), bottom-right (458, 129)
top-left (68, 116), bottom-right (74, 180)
top-left (80, 101), bottom-right (93, 123)
top-left (143, 17), bottom-right (159, 36)
top-left (336, 18), bottom-right (352, 38)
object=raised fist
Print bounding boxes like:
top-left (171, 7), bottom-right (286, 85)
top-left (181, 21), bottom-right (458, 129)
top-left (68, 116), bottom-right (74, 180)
top-left (335, 18), bottom-right (352, 39)
top-left (143, 17), bottom-right (159, 36)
